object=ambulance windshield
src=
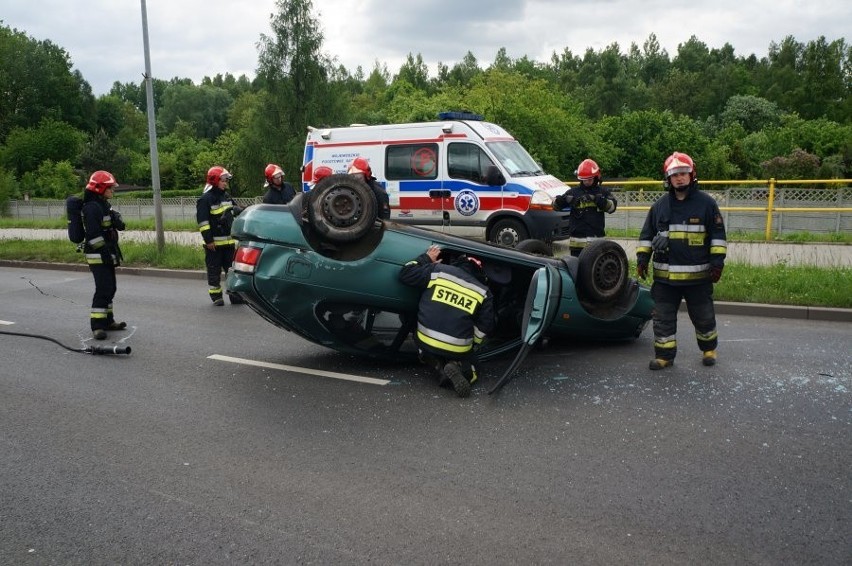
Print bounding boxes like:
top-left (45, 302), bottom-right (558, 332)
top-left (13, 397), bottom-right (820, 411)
top-left (486, 141), bottom-right (545, 177)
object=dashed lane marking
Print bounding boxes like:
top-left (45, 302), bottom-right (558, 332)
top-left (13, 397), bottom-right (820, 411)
top-left (208, 354), bottom-right (390, 386)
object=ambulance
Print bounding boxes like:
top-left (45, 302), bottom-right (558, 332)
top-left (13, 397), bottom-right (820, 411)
top-left (301, 112), bottom-right (571, 246)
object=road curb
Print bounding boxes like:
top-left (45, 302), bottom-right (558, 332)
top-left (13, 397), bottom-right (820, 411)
top-left (3, 259), bottom-right (850, 323)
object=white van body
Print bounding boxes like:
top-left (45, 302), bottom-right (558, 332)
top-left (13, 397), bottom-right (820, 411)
top-left (302, 114), bottom-right (571, 245)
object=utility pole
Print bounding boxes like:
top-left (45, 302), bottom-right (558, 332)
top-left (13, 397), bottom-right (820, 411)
top-left (140, 0), bottom-right (165, 252)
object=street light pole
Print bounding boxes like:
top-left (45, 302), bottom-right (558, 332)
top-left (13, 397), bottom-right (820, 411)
top-left (140, 0), bottom-right (165, 252)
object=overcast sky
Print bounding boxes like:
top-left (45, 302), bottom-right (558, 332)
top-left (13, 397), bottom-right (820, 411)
top-left (2, 0), bottom-right (849, 96)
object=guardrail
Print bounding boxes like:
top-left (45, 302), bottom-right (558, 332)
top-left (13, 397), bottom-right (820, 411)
top-left (603, 179), bottom-right (851, 240)
top-left (8, 179), bottom-right (852, 240)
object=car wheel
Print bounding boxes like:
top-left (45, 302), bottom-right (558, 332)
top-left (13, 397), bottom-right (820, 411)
top-left (577, 239), bottom-right (628, 303)
top-left (514, 238), bottom-right (552, 256)
top-left (490, 218), bottom-right (529, 248)
top-left (307, 174), bottom-right (378, 243)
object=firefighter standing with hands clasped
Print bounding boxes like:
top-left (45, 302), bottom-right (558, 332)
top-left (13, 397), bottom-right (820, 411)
top-left (196, 166), bottom-right (243, 306)
top-left (636, 152), bottom-right (727, 370)
top-left (552, 158), bottom-right (618, 257)
top-left (81, 171), bottom-right (127, 340)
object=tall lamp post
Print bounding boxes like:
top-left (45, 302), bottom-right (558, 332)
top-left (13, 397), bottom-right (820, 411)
top-left (140, 0), bottom-right (165, 252)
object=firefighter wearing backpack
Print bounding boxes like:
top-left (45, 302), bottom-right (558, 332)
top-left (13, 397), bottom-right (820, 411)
top-left (196, 166), bottom-right (243, 306)
top-left (82, 170), bottom-right (127, 340)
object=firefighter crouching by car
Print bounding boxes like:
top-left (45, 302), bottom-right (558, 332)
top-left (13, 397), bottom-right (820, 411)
top-left (552, 158), bottom-right (617, 257)
top-left (82, 170), bottom-right (127, 340)
top-left (399, 245), bottom-right (496, 398)
top-left (636, 151), bottom-right (727, 370)
top-left (197, 166), bottom-right (243, 306)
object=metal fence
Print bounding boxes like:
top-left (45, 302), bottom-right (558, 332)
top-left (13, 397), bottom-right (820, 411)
top-left (8, 185), bottom-right (852, 237)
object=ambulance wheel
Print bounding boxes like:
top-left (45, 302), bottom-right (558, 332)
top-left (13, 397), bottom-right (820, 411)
top-left (307, 174), bottom-right (377, 243)
top-left (576, 239), bottom-right (629, 303)
top-left (490, 218), bottom-right (529, 248)
top-left (514, 239), bottom-right (553, 256)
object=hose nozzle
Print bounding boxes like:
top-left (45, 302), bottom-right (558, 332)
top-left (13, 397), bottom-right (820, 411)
top-left (87, 344), bottom-right (132, 355)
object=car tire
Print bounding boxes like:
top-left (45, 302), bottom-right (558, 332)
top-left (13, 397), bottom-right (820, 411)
top-left (307, 174), bottom-right (377, 243)
top-left (514, 238), bottom-right (552, 256)
top-left (490, 218), bottom-right (529, 248)
top-left (576, 239), bottom-right (629, 303)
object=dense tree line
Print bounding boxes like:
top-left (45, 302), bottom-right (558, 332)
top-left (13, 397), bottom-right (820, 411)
top-left (0, 1), bottom-right (849, 206)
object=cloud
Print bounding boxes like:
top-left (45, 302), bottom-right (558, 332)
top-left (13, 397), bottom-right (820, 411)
top-left (1, 0), bottom-right (849, 95)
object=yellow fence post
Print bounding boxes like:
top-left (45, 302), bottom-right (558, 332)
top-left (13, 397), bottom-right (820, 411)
top-left (764, 178), bottom-right (776, 241)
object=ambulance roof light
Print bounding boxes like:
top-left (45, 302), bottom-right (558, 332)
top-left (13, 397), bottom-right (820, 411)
top-left (438, 111), bottom-right (484, 121)
top-left (320, 129), bottom-right (331, 139)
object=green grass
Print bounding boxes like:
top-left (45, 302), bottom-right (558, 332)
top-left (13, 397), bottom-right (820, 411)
top-left (0, 239), bottom-right (205, 270)
top-left (2, 239), bottom-right (849, 309)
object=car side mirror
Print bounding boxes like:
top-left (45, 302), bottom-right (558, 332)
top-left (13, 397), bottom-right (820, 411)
top-left (484, 165), bottom-right (505, 187)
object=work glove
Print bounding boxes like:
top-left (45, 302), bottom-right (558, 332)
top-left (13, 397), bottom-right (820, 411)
top-left (637, 260), bottom-right (649, 280)
top-left (651, 232), bottom-right (669, 253)
top-left (110, 210), bottom-right (125, 231)
top-left (709, 265), bottom-right (723, 283)
top-left (553, 194), bottom-right (574, 211)
top-left (594, 195), bottom-right (607, 210)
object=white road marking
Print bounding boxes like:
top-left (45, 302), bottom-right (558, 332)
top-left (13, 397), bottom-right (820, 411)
top-left (0, 320), bottom-right (15, 325)
top-left (208, 354), bottom-right (391, 386)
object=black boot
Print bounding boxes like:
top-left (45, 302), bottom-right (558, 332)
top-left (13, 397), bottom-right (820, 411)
top-left (441, 362), bottom-right (471, 398)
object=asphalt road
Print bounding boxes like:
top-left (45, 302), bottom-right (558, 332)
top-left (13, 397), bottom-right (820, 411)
top-left (1, 267), bottom-right (850, 565)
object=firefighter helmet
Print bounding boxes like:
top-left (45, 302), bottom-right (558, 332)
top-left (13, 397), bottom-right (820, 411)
top-left (347, 157), bottom-right (372, 178)
top-left (206, 166), bottom-right (232, 186)
top-left (663, 152), bottom-right (695, 181)
top-left (264, 164), bottom-right (284, 182)
top-left (575, 159), bottom-right (601, 181)
top-left (85, 170), bottom-right (118, 195)
top-left (312, 165), bottom-right (333, 184)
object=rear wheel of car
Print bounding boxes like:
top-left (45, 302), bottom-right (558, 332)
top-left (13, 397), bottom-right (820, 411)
top-left (514, 238), bottom-right (553, 256)
top-left (490, 218), bottom-right (529, 248)
top-left (307, 174), bottom-right (377, 243)
top-left (577, 239), bottom-right (628, 303)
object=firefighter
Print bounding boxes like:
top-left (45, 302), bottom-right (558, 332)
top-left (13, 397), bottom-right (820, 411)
top-left (347, 156), bottom-right (391, 220)
top-left (399, 245), bottom-right (496, 398)
top-left (552, 158), bottom-right (618, 257)
top-left (636, 152), bottom-right (727, 370)
top-left (261, 163), bottom-right (297, 204)
top-left (196, 166), bottom-right (243, 306)
top-left (82, 170), bottom-right (126, 340)
top-left (310, 165), bottom-right (333, 188)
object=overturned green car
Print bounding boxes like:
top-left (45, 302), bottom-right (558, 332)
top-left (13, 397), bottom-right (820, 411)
top-left (226, 174), bottom-right (652, 385)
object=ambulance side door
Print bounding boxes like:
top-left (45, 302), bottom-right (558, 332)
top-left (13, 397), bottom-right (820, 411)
top-left (385, 142), bottom-right (443, 225)
top-left (445, 142), bottom-right (501, 226)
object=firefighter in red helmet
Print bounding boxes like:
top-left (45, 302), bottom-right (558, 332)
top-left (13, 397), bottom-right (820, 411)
top-left (310, 165), bottom-right (333, 188)
top-left (347, 156), bottom-right (391, 220)
top-left (82, 170), bottom-right (127, 340)
top-left (196, 166), bottom-right (244, 305)
top-left (552, 158), bottom-right (618, 257)
top-left (637, 151), bottom-right (727, 370)
top-left (262, 163), bottom-right (297, 205)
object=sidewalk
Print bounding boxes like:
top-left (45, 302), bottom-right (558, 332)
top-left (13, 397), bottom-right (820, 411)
top-left (1, 229), bottom-right (850, 267)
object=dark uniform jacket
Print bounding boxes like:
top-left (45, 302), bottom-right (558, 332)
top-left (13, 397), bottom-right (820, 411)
top-left (553, 183), bottom-right (617, 239)
top-left (367, 177), bottom-right (391, 220)
top-left (196, 188), bottom-right (241, 247)
top-left (262, 181), bottom-right (297, 205)
top-left (637, 181), bottom-right (727, 285)
top-left (82, 192), bottom-right (123, 266)
top-left (399, 254), bottom-right (496, 357)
